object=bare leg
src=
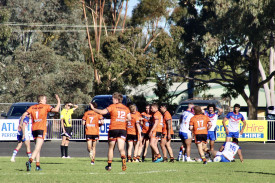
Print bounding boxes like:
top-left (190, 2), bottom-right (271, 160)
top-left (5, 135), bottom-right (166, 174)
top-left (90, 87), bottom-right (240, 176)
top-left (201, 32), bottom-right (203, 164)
top-left (160, 137), bottom-right (167, 159)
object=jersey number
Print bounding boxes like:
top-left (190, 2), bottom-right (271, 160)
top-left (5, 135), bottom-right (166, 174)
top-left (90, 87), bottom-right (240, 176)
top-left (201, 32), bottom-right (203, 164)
top-left (118, 111), bottom-right (126, 118)
top-left (35, 111), bottom-right (39, 119)
top-left (89, 117), bottom-right (94, 124)
top-left (197, 120), bottom-right (204, 127)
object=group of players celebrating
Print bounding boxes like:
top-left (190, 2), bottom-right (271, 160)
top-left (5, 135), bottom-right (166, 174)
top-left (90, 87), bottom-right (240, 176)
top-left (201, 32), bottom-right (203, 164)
top-left (13, 92), bottom-right (246, 172)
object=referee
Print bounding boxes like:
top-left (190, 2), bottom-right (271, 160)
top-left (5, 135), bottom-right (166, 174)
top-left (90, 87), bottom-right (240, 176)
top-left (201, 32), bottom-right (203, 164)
top-left (60, 102), bottom-right (78, 158)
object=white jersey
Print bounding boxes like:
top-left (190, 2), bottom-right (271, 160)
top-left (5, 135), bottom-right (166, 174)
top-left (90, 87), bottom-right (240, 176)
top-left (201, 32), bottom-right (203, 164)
top-left (222, 142), bottom-right (240, 161)
top-left (179, 111), bottom-right (194, 133)
top-left (205, 111), bottom-right (218, 131)
top-left (18, 116), bottom-right (32, 140)
top-left (226, 112), bottom-right (244, 132)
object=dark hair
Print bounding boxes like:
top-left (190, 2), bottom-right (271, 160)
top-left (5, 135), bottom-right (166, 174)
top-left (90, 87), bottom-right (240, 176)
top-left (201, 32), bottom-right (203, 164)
top-left (207, 104), bottom-right (216, 111)
top-left (91, 102), bottom-right (97, 109)
top-left (65, 102), bottom-right (70, 105)
top-left (233, 104), bottom-right (241, 108)
top-left (160, 103), bottom-right (168, 109)
top-left (232, 138), bottom-right (239, 144)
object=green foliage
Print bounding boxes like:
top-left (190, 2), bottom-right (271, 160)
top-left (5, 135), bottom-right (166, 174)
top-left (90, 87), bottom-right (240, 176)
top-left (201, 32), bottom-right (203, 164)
top-left (0, 42), bottom-right (92, 104)
top-left (93, 29), bottom-right (149, 94)
top-left (0, 9), bottom-right (11, 55)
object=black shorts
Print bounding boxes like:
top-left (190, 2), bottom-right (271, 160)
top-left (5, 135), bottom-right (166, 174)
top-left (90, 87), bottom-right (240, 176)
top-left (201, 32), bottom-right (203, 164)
top-left (86, 135), bottom-right (99, 141)
top-left (32, 130), bottom-right (45, 139)
top-left (108, 129), bottom-right (127, 141)
top-left (195, 134), bottom-right (208, 144)
top-left (62, 127), bottom-right (73, 138)
top-left (127, 134), bottom-right (138, 142)
top-left (141, 133), bottom-right (150, 140)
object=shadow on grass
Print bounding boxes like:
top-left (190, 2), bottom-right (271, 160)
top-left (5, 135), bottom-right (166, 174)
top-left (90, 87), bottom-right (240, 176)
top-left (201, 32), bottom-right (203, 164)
top-left (235, 171), bottom-right (275, 176)
top-left (15, 169), bottom-right (25, 172)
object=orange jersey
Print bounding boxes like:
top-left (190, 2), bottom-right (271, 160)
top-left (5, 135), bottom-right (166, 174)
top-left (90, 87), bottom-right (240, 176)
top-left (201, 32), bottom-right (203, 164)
top-left (152, 111), bottom-right (163, 133)
top-left (127, 112), bottom-right (141, 135)
top-left (27, 104), bottom-right (52, 131)
top-left (82, 110), bottom-right (103, 135)
top-left (189, 114), bottom-right (210, 135)
top-left (141, 112), bottom-right (152, 133)
top-left (162, 111), bottom-right (174, 135)
top-left (107, 103), bottom-right (130, 130)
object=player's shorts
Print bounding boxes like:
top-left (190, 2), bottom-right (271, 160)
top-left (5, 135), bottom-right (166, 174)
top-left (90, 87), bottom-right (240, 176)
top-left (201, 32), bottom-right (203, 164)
top-left (179, 132), bottom-right (192, 140)
top-left (141, 132), bottom-right (150, 140)
top-left (227, 132), bottom-right (239, 138)
top-left (207, 131), bottom-right (217, 141)
top-left (61, 127), bottom-right (73, 138)
top-left (151, 131), bottom-right (162, 139)
top-left (194, 134), bottom-right (207, 144)
top-left (127, 134), bottom-right (138, 142)
top-left (108, 129), bottom-right (127, 141)
top-left (32, 130), bottom-right (46, 140)
top-left (219, 155), bottom-right (230, 162)
top-left (86, 135), bottom-right (99, 141)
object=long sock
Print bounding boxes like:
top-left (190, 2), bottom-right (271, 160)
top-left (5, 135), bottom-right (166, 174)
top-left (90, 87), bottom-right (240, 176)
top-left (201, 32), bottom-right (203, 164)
top-left (60, 145), bottom-right (65, 157)
top-left (27, 152), bottom-right (32, 158)
top-left (108, 160), bottom-right (112, 167)
top-left (36, 162), bottom-right (40, 167)
top-left (12, 149), bottom-right (18, 158)
top-left (29, 158), bottom-right (33, 163)
top-left (64, 146), bottom-right (68, 157)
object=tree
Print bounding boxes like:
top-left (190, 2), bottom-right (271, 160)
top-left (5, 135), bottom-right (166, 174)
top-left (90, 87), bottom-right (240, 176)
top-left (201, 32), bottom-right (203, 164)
top-left (169, 0), bottom-right (275, 119)
top-left (0, 42), bottom-right (93, 104)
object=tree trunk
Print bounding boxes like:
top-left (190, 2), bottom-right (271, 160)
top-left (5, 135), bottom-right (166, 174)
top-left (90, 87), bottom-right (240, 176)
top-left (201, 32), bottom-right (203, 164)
top-left (270, 47), bottom-right (275, 105)
top-left (247, 48), bottom-right (260, 119)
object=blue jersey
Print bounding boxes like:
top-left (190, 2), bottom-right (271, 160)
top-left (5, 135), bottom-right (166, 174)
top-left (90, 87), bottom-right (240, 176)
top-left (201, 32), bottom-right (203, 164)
top-left (204, 111), bottom-right (218, 131)
top-left (226, 112), bottom-right (244, 132)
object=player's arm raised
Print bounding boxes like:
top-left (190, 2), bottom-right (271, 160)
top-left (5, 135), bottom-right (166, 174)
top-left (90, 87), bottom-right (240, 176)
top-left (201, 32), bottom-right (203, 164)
top-left (90, 103), bottom-right (108, 115)
top-left (51, 94), bottom-right (61, 113)
top-left (217, 107), bottom-right (223, 116)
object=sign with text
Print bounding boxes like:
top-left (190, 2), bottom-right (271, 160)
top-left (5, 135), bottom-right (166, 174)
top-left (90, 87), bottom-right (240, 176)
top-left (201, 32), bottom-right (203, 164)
top-left (216, 120), bottom-right (267, 141)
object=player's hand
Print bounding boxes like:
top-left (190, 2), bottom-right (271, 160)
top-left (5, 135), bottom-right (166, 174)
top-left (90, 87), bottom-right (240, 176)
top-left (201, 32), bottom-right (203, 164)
top-left (240, 130), bottom-right (244, 135)
top-left (167, 134), bottom-right (171, 140)
top-left (55, 94), bottom-right (60, 102)
top-left (22, 135), bottom-right (25, 141)
top-left (149, 131), bottom-right (152, 137)
top-left (225, 129), bottom-right (229, 135)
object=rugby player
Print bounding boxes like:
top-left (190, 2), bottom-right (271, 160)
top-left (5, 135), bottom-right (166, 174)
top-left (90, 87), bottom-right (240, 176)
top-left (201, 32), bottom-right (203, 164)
top-left (203, 104), bottom-right (223, 151)
top-left (178, 103), bottom-right (194, 162)
top-left (90, 92), bottom-right (130, 171)
top-left (137, 104), bottom-right (152, 162)
top-left (212, 138), bottom-right (243, 163)
top-left (189, 106), bottom-right (212, 164)
top-left (22, 94), bottom-right (61, 171)
top-left (11, 115), bottom-right (32, 162)
top-left (126, 104), bottom-right (142, 162)
top-left (222, 104), bottom-right (246, 142)
top-left (60, 102), bottom-right (78, 158)
top-left (148, 103), bottom-right (163, 163)
top-left (160, 104), bottom-right (174, 162)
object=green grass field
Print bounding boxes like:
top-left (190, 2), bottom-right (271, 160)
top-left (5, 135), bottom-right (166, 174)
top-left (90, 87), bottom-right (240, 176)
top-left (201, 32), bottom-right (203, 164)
top-left (1, 157), bottom-right (274, 183)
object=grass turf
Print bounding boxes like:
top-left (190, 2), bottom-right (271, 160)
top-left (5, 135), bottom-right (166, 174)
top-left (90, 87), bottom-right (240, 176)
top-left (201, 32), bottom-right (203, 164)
top-left (0, 157), bottom-right (274, 183)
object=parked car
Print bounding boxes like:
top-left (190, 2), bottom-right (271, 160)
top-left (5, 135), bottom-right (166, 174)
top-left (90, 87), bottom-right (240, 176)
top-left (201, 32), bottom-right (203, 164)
top-left (1, 102), bottom-right (38, 119)
top-left (91, 95), bottom-right (132, 118)
top-left (172, 99), bottom-right (225, 120)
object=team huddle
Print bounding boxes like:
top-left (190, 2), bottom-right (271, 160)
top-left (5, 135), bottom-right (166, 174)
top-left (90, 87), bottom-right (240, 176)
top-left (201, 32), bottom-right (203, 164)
top-left (12, 92), bottom-right (246, 172)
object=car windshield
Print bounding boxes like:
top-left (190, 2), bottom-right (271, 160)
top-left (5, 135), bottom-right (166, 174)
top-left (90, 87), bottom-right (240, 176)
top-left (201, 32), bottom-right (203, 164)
top-left (175, 103), bottom-right (215, 115)
top-left (9, 106), bottom-right (31, 116)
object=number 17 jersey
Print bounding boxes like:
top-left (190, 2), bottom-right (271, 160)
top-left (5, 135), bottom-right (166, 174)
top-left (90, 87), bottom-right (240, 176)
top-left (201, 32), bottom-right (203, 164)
top-left (107, 103), bottom-right (130, 130)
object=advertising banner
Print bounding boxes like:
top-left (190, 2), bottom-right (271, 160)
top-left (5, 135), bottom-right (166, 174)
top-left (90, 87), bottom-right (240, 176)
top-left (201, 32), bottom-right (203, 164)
top-left (216, 120), bottom-right (268, 142)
